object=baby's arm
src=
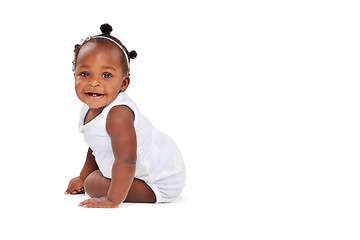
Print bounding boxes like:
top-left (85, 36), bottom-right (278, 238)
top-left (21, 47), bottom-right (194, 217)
top-left (80, 148), bottom-right (99, 181)
top-left (79, 105), bottom-right (137, 207)
top-left (106, 106), bottom-right (137, 206)
top-left (65, 148), bottom-right (99, 194)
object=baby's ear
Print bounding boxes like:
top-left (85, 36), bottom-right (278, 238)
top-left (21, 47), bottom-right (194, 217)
top-left (120, 76), bottom-right (130, 92)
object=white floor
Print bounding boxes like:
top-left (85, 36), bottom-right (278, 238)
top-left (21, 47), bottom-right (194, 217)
top-left (3, 182), bottom-right (240, 239)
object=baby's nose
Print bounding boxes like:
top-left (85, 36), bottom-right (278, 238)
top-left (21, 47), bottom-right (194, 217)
top-left (89, 78), bottom-right (101, 87)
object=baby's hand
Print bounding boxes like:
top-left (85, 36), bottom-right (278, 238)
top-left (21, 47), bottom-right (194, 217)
top-left (65, 176), bottom-right (85, 195)
top-left (78, 197), bottom-right (118, 208)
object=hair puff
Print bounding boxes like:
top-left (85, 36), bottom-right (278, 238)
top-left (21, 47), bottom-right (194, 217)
top-left (100, 23), bottom-right (113, 35)
top-left (129, 50), bottom-right (137, 60)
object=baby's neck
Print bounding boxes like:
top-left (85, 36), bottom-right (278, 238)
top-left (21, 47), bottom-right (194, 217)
top-left (84, 107), bottom-right (105, 125)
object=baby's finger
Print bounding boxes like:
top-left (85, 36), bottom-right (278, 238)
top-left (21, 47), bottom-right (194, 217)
top-left (65, 184), bottom-right (76, 194)
top-left (79, 201), bottom-right (94, 207)
top-left (79, 198), bottom-right (99, 207)
top-left (76, 187), bottom-right (85, 194)
top-left (66, 187), bottom-right (85, 195)
top-left (84, 202), bottom-right (100, 208)
top-left (64, 188), bottom-right (75, 194)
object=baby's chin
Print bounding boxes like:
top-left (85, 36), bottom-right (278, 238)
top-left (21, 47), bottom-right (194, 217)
top-left (81, 95), bottom-right (109, 109)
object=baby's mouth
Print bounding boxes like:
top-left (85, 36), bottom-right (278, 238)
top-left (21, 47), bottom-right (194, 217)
top-left (85, 92), bottom-right (104, 97)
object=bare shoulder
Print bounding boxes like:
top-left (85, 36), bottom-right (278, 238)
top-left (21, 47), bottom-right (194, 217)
top-left (106, 105), bottom-right (135, 134)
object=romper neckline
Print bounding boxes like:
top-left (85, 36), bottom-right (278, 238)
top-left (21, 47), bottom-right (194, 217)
top-left (83, 107), bottom-right (104, 126)
top-left (79, 92), bottom-right (124, 129)
top-left (79, 105), bottom-right (104, 131)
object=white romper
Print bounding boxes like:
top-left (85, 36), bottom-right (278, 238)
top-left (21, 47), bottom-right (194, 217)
top-left (78, 92), bottom-right (186, 203)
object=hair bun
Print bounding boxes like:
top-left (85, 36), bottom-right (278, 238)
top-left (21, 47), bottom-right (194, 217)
top-left (129, 50), bottom-right (137, 60)
top-left (100, 23), bottom-right (113, 35)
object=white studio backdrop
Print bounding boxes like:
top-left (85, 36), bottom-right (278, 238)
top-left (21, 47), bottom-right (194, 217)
top-left (0, 0), bottom-right (359, 239)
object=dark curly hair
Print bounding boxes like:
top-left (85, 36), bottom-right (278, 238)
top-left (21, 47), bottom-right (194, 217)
top-left (72, 23), bottom-right (137, 75)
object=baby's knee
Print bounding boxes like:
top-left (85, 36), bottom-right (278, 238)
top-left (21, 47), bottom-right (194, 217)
top-left (84, 172), bottom-right (95, 191)
top-left (84, 170), bottom-right (110, 198)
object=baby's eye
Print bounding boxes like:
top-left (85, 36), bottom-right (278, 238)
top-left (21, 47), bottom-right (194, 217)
top-left (80, 72), bottom-right (89, 77)
top-left (102, 72), bottom-right (112, 78)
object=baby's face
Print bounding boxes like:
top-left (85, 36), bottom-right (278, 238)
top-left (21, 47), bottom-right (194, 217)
top-left (74, 42), bottom-right (129, 110)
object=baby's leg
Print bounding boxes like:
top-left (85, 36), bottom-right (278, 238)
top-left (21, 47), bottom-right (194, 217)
top-left (84, 170), bottom-right (110, 197)
top-left (84, 170), bottom-right (156, 203)
top-left (125, 179), bottom-right (156, 203)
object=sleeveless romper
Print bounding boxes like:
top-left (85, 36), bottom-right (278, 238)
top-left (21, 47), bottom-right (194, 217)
top-left (78, 92), bottom-right (186, 203)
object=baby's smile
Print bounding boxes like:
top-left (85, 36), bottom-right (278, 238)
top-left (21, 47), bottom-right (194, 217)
top-left (85, 92), bottom-right (105, 98)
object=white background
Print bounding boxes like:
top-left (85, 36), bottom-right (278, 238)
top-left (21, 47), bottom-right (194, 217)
top-left (0, 0), bottom-right (359, 239)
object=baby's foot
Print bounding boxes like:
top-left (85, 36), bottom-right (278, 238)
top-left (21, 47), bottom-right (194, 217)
top-left (74, 187), bottom-right (85, 194)
top-left (68, 187), bottom-right (85, 194)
